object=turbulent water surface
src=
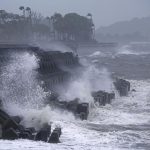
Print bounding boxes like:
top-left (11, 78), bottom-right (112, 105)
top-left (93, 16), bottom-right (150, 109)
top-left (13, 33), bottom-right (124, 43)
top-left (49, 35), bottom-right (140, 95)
top-left (0, 42), bottom-right (150, 150)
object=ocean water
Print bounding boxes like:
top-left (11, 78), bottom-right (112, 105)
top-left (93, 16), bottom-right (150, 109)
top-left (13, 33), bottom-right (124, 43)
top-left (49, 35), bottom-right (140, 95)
top-left (0, 42), bottom-right (150, 150)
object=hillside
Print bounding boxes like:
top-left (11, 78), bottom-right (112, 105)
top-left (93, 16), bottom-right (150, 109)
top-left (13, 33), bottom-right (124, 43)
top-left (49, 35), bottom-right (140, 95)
top-left (96, 16), bottom-right (150, 42)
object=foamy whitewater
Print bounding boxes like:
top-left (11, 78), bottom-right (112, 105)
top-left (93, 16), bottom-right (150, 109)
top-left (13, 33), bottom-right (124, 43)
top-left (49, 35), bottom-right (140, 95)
top-left (0, 42), bottom-right (150, 150)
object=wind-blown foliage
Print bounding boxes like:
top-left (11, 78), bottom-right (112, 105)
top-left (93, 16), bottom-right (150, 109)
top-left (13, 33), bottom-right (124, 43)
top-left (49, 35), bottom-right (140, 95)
top-left (0, 9), bottom-right (95, 42)
top-left (52, 13), bottom-right (94, 41)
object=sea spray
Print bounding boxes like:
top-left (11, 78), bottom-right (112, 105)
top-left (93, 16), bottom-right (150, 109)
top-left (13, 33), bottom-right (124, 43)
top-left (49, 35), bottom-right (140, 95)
top-left (0, 49), bottom-right (114, 129)
top-left (0, 51), bottom-right (48, 113)
top-left (59, 58), bottom-right (114, 103)
top-left (0, 50), bottom-right (76, 129)
top-left (15, 105), bottom-right (75, 130)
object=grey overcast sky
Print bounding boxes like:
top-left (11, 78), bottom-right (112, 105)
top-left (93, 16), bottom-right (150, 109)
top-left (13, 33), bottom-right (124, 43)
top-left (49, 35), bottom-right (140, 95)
top-left (0, 0), bottom-right (150, 28)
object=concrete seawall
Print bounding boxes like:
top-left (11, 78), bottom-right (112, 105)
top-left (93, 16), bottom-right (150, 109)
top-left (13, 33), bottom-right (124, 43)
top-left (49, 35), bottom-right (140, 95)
top-left (0, 124), bottom-right (2, 138)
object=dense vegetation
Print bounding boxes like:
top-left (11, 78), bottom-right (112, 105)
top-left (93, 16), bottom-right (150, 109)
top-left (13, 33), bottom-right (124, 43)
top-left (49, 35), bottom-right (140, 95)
top-left (0, 7), bottom-right (95, 43)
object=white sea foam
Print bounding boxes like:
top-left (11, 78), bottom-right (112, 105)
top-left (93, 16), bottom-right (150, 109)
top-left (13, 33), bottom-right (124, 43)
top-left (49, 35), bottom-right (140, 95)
top-left (1, 80), bottom-right (150, 150)
top-left (89, 51), bottom-right (106, 57)
top-left (89, 80), bottom-right (150, 125)
top-left (0, 51), bottom-right (76, 129)
top-left (59, 59), bottom-right (114, 103)
top-left (0, 48), bottom-right (150, 150)
top-left (117, 43), bottom-right (150, 56)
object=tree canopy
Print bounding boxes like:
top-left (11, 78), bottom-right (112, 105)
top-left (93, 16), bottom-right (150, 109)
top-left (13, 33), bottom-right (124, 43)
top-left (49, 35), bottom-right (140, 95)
top-left (52, 13), bottom-right (94, 41)
top-left (0, 8), bottom-right (95, 42)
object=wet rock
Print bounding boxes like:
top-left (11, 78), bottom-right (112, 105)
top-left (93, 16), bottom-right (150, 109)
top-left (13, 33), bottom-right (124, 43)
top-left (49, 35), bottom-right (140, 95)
top-left (92, 91), bottom-right (115, 106)
top-left (53, 127), bottom-right (61, 137)
top-left (114, 78), bottom-right (130, 96)
top-left (18, 124), bottom-right (25, 132)
top-left (3, 118), bottom-right (19, 131)
top-left (0, 100), bottom-right (2, 108)
top-left (35, 123), bottom-right (51, 142)
top-left (0, 109), bottom-right (10, 125)
top-left (107, 92), bottom-right (115, 104)
top-left (67, 98), bottom-right (79, 113)
top-left (24, 128), bottom-right (33, 135)
top-left (52, 98), bottom-right (89, 120)
top-left (0, 124), bottom-right (2, 138)
top-left (76, 103), bottom-right (89, 120)
top-left (35, 129), bottom-right (48, 142)
top-left (48, 130), bottom-right (60, 143)
top-left (2, 128), bottom-right (19, 140)
top-left (23, 127), bottom-right (36, 140)
top-left (11, 116), bottom-right (22, 124)
top-left (92, 91), bottom-right (107, 106)
top-left (55, 101), bottom-right (68, 110)
top-left (19, 131), bottom-right (31, 139)
top-left (26, 127), bottom-right (36, 134)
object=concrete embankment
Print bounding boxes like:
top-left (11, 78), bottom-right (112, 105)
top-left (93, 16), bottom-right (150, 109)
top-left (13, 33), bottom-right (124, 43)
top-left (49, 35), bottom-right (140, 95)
top-left (0, 124), bottom-right (2, 138)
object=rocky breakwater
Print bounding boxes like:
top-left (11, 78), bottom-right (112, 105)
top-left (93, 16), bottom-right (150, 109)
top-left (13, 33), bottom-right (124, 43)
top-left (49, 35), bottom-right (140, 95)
top-left (48, 78), bottom-right (131, 120)
top-left (0, 107), bottom-right (61, 143)
top-left (91, 78), bottom-right (130, 106)
top-left (0, 78), bottom-right (131, 143)
top-left (114, 78), bottom-right (130, 96)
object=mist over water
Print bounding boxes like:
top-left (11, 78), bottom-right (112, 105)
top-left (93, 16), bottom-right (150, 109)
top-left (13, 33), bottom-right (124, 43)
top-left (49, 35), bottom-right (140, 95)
top-left (0, 42), bottom-right (150, 149)
top-left (60, 62), bottom-right (113, 103)
top-left (116, 42), bottom-right (150, 56)
top-left (0, 48), bottom-right (114, 129)
top-left (0, 50), bottom-right (76, 129)
top-left (0, 0), bottom-right (150, 148)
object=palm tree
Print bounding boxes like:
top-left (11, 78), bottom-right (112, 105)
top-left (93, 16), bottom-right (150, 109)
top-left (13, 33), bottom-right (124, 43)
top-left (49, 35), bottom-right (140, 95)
top-left (0, 10), bottom-right (7, 23)
top-left (26, 7), bottom-right (31, 17)
top-left (19, 6), bottom-right (25, 17)
top-left (87, 13), bottom-right (95, 40)
top-left (46, 17), bottom-right (51, 37)
top-left (26, 7), bottom-right (32, 23)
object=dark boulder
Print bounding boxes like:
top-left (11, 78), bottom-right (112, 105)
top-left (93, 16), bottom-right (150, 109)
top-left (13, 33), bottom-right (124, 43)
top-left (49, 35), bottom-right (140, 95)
top-left (11, 116), bottom-right (22, 124)
top-left (76, 103), bottom-right (89, 120)
top-left (2, 128), bottom-right (19, 140)
top-left (114, 78), bottom-right (130, 96)
top-left (67, 98), bottom-right (79, 113)
top-left (35, 129), bottom-right (48, 142)
top-left (18, 124), bottom-right (25, 132)
top-left (92, 91), bottom-right (115, 106)
top-left (24, 127), bottom-right (36, 140)
top-left (92, 91), bottom-right (107, 106)
top-left (19, 131), bottom-right (31, 139)
top-left (48, 130), bottom-right (60, 143)
top-left (79, 112), bottom-right (87, 120)
top-left (107, 92), bottom-right (115, 104)
top-left (55, 101), bottom-right (68, 110)
top-left (26, 127), bottom-right (36, 134)
top-left (53, 127), bottom-right (61, 137)
top-left (24, 128), bottom-right (36, 135)
top-left (0, 124), bottom-right (2, 138)
top-left (35, 123), bottom-right (51, 142)
top-left (0, 109), bottom-right (10, 125)
top-left (2, 118), bottom-right (19, 131)
top-left (0, 99), bottom-right (2, 108)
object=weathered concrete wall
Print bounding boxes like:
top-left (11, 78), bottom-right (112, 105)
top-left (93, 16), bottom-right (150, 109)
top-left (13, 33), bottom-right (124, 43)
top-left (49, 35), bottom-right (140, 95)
top-left (0, 124), bottom-right (2, 138)
top-left (0, 44), bottom-right (81, 91)
top-left (37, 50), bottom-right (80, 90)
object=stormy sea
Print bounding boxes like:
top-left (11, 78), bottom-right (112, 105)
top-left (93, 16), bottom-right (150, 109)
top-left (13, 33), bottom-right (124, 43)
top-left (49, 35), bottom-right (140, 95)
top-left (0, 42), bottom-right (150, 150)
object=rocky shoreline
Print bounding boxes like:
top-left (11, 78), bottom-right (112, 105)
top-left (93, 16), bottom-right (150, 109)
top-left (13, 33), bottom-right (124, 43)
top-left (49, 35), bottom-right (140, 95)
top-left (0, 78), bottom-right (130, 144)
